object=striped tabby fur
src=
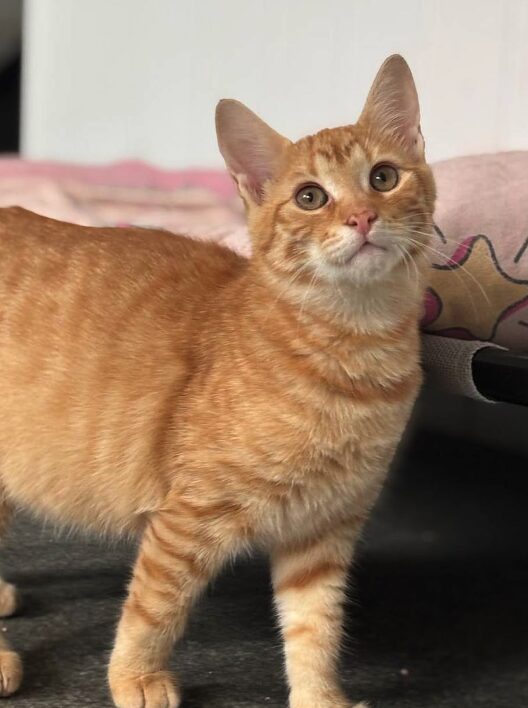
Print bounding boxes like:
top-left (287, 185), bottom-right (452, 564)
top-left (0, 55), bottom-right (435, 707)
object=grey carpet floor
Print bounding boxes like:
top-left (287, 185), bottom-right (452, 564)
top-left (1, 428), bottom-right (527, 708)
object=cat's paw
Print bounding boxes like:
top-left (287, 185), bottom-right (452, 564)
top-left (110, 670), bottom-right (180, 708)
top-left (0, 650), bottom-right (23, 696)
top-left (0, 582), bottom-right (19, 618)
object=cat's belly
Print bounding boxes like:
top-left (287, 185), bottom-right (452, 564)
top-left (0, 455), bottom-right (165, 535)
top-left (0, 402), bottom-right (170, 535)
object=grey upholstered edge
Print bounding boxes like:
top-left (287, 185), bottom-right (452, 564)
top-left (421, 334), bottom-right (504, 403)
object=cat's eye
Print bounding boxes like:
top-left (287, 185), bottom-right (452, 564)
top-left (295, 185), bottom-right (329, 211)
top-left (369, 164), bottom-right (399, 192)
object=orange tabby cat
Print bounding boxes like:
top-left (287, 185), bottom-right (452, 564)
top-left (0, 55), bottom-right (434, 708)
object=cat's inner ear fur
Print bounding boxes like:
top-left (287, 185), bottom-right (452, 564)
top-left (358, 54), bottom-right (424, 157)
top-left (216, 100), bottom-right (291, 206)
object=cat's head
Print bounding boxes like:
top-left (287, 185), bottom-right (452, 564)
top-left (216, 55), bottom-right (435, 290)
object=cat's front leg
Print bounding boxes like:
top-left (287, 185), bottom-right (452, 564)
top-left (108, 506), bottom-right (228, 708)
top-left (271, 519), bottom-right (367, 708)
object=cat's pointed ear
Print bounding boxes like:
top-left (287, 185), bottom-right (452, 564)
top-left (216, 100), bottom-right (291, 205)
top-left (358, 54), bottom-right (424, 157)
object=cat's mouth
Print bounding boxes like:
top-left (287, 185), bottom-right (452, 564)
top-left (335, 240), bottom-right (388, 266)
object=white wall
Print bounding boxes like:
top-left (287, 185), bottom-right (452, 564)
top-left (22, 0), bottom-right (528, 168)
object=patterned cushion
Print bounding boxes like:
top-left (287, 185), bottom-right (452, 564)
top-left (423, 152), bottom-right (528, 352)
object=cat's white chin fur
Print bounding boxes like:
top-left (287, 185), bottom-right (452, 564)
top-left (316, 245), bottom-right (404, 286)
top-left (314, 221), bottom-right (421, 286)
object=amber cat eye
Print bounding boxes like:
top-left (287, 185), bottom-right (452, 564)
top-left (369, 164), bottom-right (399, 192)
top-left (295, 185), bottom-right (329, 210)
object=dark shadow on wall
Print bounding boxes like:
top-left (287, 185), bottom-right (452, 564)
top-left (0, 56), bottom-right (21, 153)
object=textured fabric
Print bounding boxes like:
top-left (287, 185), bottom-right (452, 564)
top-left (421, 334), bottom-right (502, 402)
top-left (0, 158), bottom-right (249, 256)
top-left (424, 152), bottom-right (528, 351)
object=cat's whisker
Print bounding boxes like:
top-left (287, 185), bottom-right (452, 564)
top-left (387, 226), bottom-right (487, 320)
top-left (401, 242), bottom-right (420, 284)
top-left (264, 261), bottom-right (312, 318)
top-left (403, 232), bottom-right (491, 307)
top-left (396, 243), bottom-right (414, 283)
top-left (399, 234), bottom-right (487, 321)
top-left (389, 212), bottom-right (433, 222)
top-left (390, 225), bottom-right (475, 274)
top-left (298, 268), bottom-right (320, 318)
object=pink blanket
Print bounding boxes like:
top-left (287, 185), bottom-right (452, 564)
top-left (0, 159), bottom-right (249, 256)
top-left (1, 155), bottom-right (526, 352)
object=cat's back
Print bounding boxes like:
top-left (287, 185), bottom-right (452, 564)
top-left (0, 204), bottom-right (246, 402)
top-left (0, 206), bottom-right (245, 346)
top-left (0, 206), bottom-right (243, 294)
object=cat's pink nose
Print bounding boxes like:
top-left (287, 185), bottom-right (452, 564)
top-left (346, 209), bottom-right (378, 237)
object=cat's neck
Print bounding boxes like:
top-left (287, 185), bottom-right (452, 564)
top-left (247, 255), bottom-right (426, 338)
